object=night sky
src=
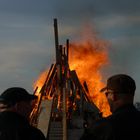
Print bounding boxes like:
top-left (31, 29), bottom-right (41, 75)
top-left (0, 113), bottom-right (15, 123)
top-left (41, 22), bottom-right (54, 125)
top-left (0, 0), bottom-right (140, 102)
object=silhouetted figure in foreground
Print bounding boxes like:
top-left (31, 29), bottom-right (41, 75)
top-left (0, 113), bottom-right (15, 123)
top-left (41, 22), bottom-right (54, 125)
top-left (0, 87), bottom-right (46, 140)
top-left (80, 74), bottom-right (140, 140)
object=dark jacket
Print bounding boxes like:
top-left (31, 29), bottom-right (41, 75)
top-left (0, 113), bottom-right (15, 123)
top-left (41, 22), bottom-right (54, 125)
top-left (80, 104), bottom-right (140, 140)
top-left (0, 111), bottom-right (46, 140)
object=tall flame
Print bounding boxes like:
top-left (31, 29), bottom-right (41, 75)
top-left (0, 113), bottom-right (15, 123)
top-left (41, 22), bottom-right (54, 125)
top-left (69, 27), bottom-right (111, 117)
top-left (33, 25), bottom-right (111, 117)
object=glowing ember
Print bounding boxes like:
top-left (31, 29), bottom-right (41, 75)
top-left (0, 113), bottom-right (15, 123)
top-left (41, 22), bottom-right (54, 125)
top-left (69, 29), bottom-right (111, 117)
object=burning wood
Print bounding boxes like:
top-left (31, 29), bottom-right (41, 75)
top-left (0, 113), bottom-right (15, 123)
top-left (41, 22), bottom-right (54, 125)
top-left (30, 19), bottom-right (111, 138)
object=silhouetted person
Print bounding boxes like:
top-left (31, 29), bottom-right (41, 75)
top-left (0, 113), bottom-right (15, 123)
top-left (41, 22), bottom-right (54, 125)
top-left (0, 87), bottom-right (46, 140)
top-left (80, 74), bottom-right (140, 140)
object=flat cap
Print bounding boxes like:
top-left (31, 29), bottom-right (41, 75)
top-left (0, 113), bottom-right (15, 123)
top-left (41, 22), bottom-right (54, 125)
top-left (101, 74), bottom-right (136, 94)
top-left (0, 87), bottom-right (37, 105)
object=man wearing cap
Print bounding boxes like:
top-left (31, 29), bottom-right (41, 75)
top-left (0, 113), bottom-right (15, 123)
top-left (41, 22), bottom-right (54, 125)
top-left (0, 87), bottom-right (46, 140)
top-left (80, 74), bottom-right (140, 140)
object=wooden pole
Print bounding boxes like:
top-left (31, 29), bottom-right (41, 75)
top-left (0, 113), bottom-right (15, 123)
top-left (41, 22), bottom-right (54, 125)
top-left (54, 18), bottom-right (59, 63)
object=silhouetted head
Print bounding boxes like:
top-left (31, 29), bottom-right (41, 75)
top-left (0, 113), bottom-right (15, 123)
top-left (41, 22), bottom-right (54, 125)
top-left (0, 87), bottom-right (37, 119)
top-left (101, 74), bottom-right (136, 112)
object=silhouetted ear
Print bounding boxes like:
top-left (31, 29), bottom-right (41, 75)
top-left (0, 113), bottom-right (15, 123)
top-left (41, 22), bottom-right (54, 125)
top-left (12, 103), bottom-right (18, 112)
top-left (112, 94), bottom-right (117, 101)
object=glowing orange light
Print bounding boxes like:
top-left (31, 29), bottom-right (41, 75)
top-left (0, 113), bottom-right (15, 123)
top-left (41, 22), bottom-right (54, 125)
top-left (69, 27), bottom-right (111, 117)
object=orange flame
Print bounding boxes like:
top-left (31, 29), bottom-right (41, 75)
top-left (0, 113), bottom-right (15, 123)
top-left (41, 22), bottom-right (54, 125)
top-left (33, 70), bottom-right (48, 95)
top-left (33, 25), bottom-right (111, 117)
top-left (69, 28), bottom-right (111, 117)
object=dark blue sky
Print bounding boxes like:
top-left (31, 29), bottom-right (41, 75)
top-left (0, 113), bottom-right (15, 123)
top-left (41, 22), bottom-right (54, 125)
top-left (0, 0), bottom-right (140, 102)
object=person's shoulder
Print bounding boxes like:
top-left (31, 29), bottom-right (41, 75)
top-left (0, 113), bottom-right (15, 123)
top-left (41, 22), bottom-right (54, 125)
top-left (30, 126), bottom-right (46, 140)
top-left (80, 118), bottom-right (112, 140)
top-left (90, 117), bottom-right (112, 132)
